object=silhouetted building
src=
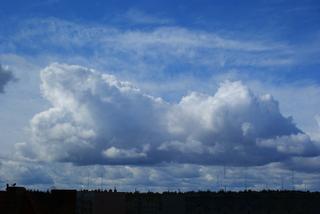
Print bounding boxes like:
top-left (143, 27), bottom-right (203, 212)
top-left (0, 187), bottom-right (34, 214)
top-left (1, 187), bottom-right (320, 214)
top-left (51, 190), bottom-right (77, 214)
top-left (77, 191), bottom-right (125, 214)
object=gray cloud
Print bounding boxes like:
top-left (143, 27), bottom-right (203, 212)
top-left (16, 63), bottom-right (319, 167)
top-left (0, 159), bottom-right (53, 186)
top-left (0, 64), bottom-right (15, 93)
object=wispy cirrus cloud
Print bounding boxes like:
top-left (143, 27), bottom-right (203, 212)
top-left (112, 9), bottom-right (174, 25)
top-left (1, 17), bottom-right (295, 72)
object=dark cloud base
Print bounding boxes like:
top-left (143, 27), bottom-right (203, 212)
top-left (0, 64), bottom-right (15, 93)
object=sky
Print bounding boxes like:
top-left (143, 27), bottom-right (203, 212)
top-left (0, 0), bottom-right (320, 191)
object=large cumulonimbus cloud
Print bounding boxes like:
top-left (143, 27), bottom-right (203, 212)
top-left (17, 63), bottom-right (319, 166)
top-left (0, 64), bottom-right (15, 93)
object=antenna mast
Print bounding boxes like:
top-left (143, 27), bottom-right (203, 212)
top-left (87, 169), bottom-right (90, 190)
top-left (291, 170), bottom-right (295, 191)
top-left (223, 165), bottom-right (227, 191)
top-left (100, 172), bottom-right (103, 190)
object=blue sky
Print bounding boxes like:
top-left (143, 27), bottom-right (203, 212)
top-left (0, 0), bottom-right (320, 191)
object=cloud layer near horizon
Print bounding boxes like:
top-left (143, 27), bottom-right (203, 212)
top-left (17, 63), bottom-right (318, 166)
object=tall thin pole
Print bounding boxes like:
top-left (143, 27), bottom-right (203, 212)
top-left (291, 170), bottom-right (295, 191)
top-left (265, 182), bottom-right (268, 190)
top-left (223, 165), bottom-right (227, 191)
top-left (244, 167), bottom-right (248, 191)
top-left (100, 172), bottom-right (103, 190)
top-left (87, 169), bottom-right (90, 190)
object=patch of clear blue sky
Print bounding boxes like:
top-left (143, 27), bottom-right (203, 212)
top-left (0, 0), bottom-right (320, 83)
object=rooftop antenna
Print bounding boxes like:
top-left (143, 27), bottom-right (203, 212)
top-left (100, 171), bottom-right (104, 190)
top-left (265, 181), bottom-right (268, 190)
top-left (223, 165), bottom-right (227, 192)
top-left (245, 169), bottom-right (247, 191)
top-left (244, 166), bottom-right (248, 191)
top-left (291, 170), bottom-right (295, 191)
top-left (87, 169), bottom-right (90, 190)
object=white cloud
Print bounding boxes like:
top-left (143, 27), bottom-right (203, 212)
top-left (16, 63), bottom-right (319, 167)
top-left (24, 63), bottom-right (168, 164)
top-left (102, 147), bottom-right (147, 159)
